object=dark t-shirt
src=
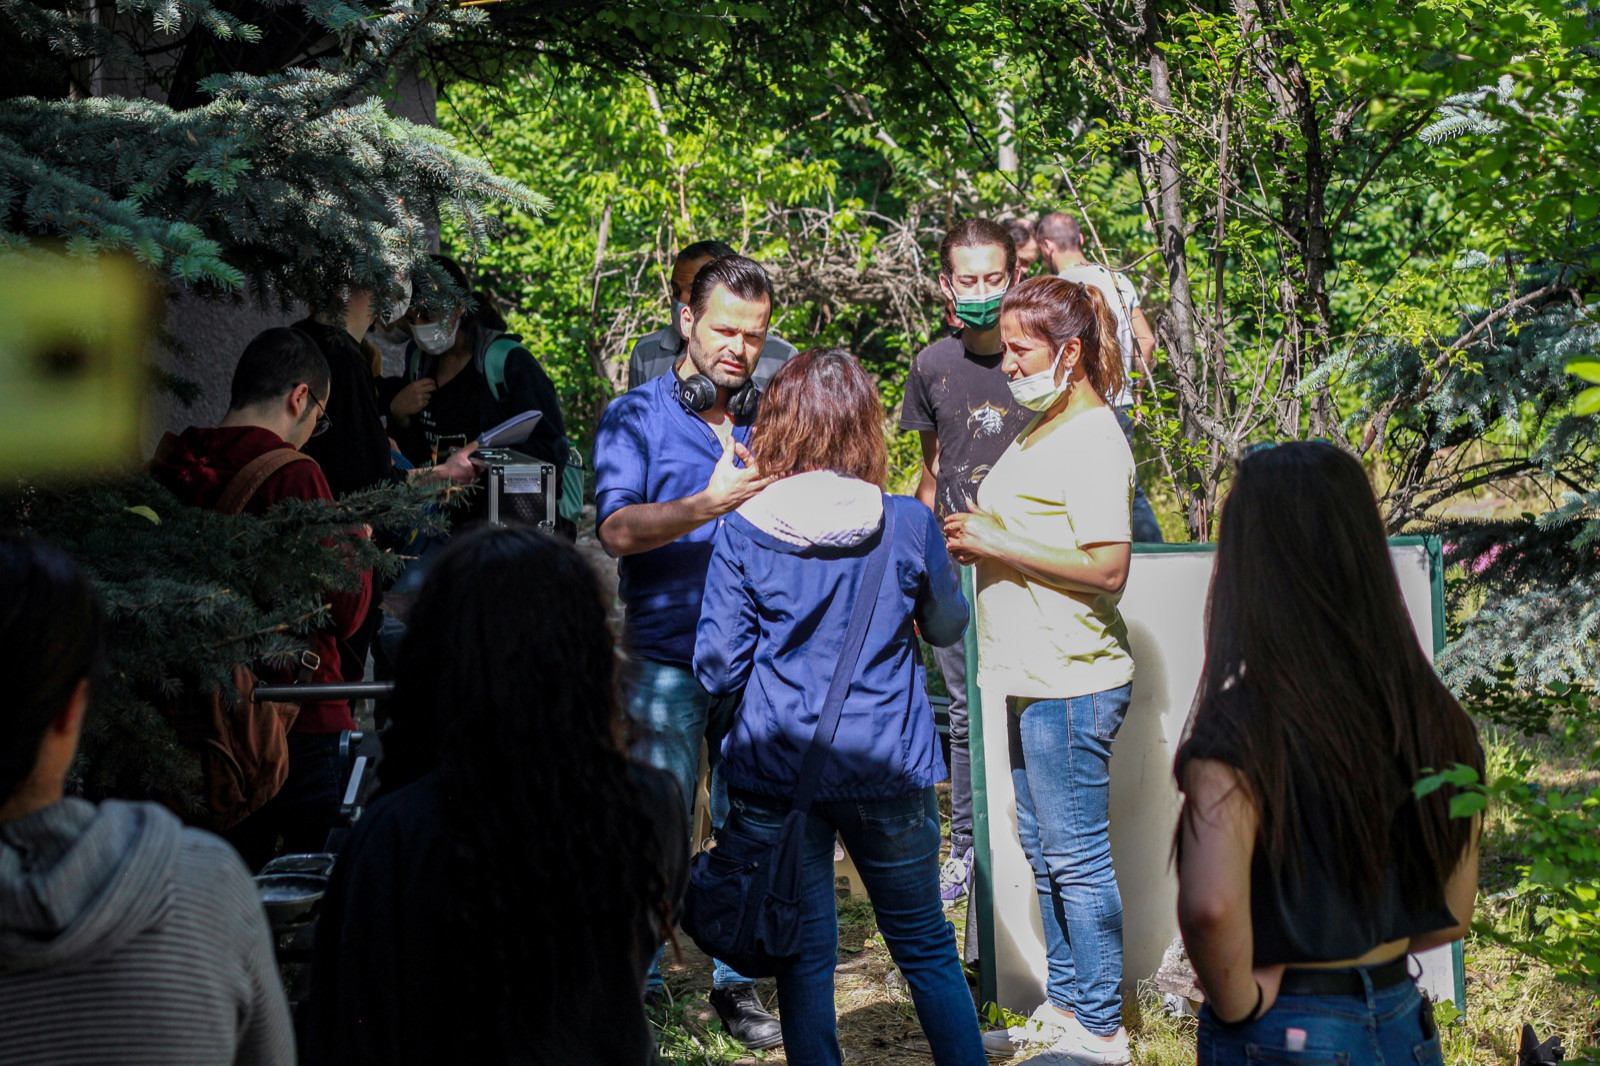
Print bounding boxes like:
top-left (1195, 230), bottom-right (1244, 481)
top-left (898, 335), bottom-right (1035, 520)
top-left (295, 317), bottom-right (399, 497)
top-left (1176, 702), bottom-right (1458, 966)
top-left (305, 766), bottom-right (686, 1066)
top-left (393, 343), bottom-right (566, 476)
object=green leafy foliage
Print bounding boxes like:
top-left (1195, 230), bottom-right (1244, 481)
top-left (0, 0), bottom-right (542, 308)
top-left (1572, 359), bottom-right (1600, 416)
top-left (1451, 732), bottom-right (1600, 1011)
top-left (7, 475), bottom-right (448, 812)
top-left (435, 57), bottom-right (1034, 463)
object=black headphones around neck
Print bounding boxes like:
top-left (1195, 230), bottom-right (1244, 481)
top-left (675, 371), bottom-right (762, 421)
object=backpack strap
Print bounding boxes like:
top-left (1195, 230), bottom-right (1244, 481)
top-left (481, 334), bottom-right (526, 404)
top-left (217, 449), bottom-right (315, 516)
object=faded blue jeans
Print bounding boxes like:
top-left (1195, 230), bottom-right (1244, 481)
top-left (1197, 974), bottom-right (1442, 1065)
top-left (624, 658), bottom-right (751, 991)
top-left (1007, 684), bottom-right (1132, 1036)
top-left (725, 787), bottom-right (985, 1066)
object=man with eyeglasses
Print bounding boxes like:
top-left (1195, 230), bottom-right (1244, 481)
top-left (151, 327), bottom-right (374, 869)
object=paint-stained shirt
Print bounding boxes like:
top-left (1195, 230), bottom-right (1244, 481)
top-left (898, 335), bottom-right (1035, 521)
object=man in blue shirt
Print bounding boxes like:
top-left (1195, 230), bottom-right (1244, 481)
top-left (594, 254), bottom-right (782, 1050)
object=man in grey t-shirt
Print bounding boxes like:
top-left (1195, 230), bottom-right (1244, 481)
top-left (627, 240), bottom-right (797, 390)
top-left (1036, 211), bottom-right (1165, 543)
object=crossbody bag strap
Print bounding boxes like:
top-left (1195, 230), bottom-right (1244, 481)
top-left (790, 497), bottom-right (897, 815)
top-left (217, 449), bottom-right (314, 516)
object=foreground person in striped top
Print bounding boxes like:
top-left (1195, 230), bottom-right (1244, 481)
top-left (0, 533), bottom-right (293, 1066)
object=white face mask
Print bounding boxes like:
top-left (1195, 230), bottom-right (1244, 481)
top-left (412, 315), bottom-right (460, 356)
top-left (671, 299), bottom-right (690, 341)
top-left (1008, 347), bottom-right (1069, 411)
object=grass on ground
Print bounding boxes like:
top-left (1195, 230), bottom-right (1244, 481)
top-left (654, 732), bottom-right (1600, 1064)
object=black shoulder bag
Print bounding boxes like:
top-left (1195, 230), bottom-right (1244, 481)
top-left (680, 500), bottom-right (897, 977)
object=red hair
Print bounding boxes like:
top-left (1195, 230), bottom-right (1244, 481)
top-left (751, 348), bottom-right (888, 486)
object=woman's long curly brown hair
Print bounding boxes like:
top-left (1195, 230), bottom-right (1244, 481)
top-left (999, 275), bottom-right (1125, 402)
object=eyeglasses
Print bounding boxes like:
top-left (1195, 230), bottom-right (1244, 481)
top-left (310, 394), bottom-right (331, 438)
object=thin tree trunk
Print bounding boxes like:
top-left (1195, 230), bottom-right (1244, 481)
top-left (644, 83), bottom-right (688, 244)
top-left (1143, 20), bottom-right (1214, 538)
top-left (996, 59), bottom-right (1018, 174)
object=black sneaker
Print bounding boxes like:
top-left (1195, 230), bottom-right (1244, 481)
top-left (709, 984), bottom-right (783, 1051)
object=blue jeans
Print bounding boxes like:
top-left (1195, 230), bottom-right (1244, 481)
top-left (725, 787), bottom-right (985, 1066)
top-left (1197, 975), bottom-right (1442, 1065)
top-left (624, 658), bottom-right (750, 990)
top-left (1114, 405), bottom-right (1164, 544)
top-left (1007, 685), bottom-right (1132, 1036)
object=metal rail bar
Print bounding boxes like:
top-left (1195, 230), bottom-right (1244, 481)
top-left (252, 681), bottom-right (395, 702)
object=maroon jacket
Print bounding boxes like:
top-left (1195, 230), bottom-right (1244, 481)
top-left (151, 426), bottom-right (372, 733)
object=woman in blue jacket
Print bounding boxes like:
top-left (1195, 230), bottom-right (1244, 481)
top-left (695, 348), bottom-right (984, 1066)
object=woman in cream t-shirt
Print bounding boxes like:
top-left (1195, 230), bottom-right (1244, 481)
top-left (943, 275), bottom-right (1136, 1066)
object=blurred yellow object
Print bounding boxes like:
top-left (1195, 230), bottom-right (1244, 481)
top-left (0, 254), bottom-right (149, 476)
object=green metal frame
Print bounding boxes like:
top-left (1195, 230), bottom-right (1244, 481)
top-left (965, 536), bottom-right (1464, 1011)
top-left (963, 563), bottom-right (999, 1005)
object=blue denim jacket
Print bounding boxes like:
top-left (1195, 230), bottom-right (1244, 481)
top-left (694, 475), bottom-right (968, 802)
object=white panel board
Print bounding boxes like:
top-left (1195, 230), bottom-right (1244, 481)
top-left (977, 542), bottom-right (1459, 1011)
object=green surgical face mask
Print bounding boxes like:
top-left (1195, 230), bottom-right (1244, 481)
top-left (951, 288), bottom-right (1006, 331)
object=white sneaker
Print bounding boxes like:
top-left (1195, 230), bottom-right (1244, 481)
top-left (1033, 1025), bottom-right (1131, 1065)
top-left (980, 1003), bottom-right (1076, 1058)
top-left (939, 847), bottom-right (972, 907)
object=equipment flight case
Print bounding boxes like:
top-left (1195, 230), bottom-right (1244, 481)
top-left (479, 447), bottom-right (557, 531)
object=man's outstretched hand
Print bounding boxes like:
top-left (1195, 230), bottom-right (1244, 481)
top-left (703, 436), bottom-right (778, 516)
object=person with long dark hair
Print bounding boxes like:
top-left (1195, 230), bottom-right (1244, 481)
top-left (305, 527), bottom-right (686, 1065)
top-left (943, 276), bottom-right (1136, 1064)
top-left (1174, 441), bottom-right (1482, 1064)
top-left (0, 535), bottom-right (292, 1065)
top-left (694, 348), bottom-right (984, 1065)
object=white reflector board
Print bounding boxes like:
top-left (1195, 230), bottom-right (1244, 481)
top-left (972, 538), bottom-right (1462, 1013)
